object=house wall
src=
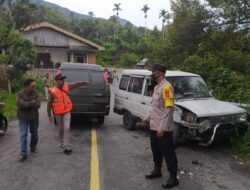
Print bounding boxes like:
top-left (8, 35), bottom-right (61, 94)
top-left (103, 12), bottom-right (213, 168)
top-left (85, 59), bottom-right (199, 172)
top-left (36, 48), bottom-right (97, 65)
top-left (25, 28), bottom-right (91, 48)
top-left (25, 28), bottom-right (69, 46)
top-left (37, 49), bottom-right (68, 65)
top-left (88, 52), bottom-right (96, 64)
top-left (24, 27), bottom-right (100, 66)
top-left (50, 50), bottom-right (68, 64)
top-left (69, 38), bottom-right (88, 47)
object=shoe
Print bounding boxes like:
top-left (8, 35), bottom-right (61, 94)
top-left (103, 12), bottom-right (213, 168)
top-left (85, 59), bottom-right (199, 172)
top-left (64, 147), bottom-right (72, 154)
top-left (18, 155), bottom-right (27, 161)
top-left (31, 148), bottom-right (38, 153)
top-left (162, 178), bottom-right (179, 189)
top-left (145, 167), bottom-right (162, 179)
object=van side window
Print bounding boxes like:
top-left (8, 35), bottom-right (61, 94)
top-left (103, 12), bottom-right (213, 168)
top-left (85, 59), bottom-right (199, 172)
top-left (119, 75), bottom-right (130, 91)
top-left (144, 79), bottom-right (154, 97)
top-left (128, 77), bottom-right (144, 94)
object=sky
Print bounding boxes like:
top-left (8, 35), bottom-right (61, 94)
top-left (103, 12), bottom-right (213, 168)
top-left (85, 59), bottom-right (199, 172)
top-left (45, 0), bottom-right (171, 29)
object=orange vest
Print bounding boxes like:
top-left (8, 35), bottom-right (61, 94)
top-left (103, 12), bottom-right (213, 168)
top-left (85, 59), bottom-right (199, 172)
top-left (49, 84), bottom-right (73, 115)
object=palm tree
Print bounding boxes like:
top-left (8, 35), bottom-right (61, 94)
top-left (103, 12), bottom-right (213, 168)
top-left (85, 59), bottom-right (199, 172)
top-left (159, 9), bottom-right (170, 40)
top-left (88, 11), bottom-right (95, 18)
top-left (141, 4), bottom-right (150, 40)
top-left (113, 3), bottom-right (122, 41)
top-left (113, 3), bottom-right (122, 17)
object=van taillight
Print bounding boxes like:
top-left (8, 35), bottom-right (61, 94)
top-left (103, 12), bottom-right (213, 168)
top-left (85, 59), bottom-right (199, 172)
top-left (103, 72), bottom-right (108, 84)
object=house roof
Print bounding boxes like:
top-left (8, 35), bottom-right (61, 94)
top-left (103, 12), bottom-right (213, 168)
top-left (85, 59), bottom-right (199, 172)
top-left (23, 22), bottom-right (104, 51)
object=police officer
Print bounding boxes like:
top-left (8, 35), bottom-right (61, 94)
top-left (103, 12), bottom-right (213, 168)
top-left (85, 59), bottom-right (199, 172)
top-left (142, 64), bottom-right (179, 189)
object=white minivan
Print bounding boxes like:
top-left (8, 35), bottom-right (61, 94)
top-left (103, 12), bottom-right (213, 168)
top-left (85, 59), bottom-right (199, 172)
top-left (114, 69), bottom-right (248, 146)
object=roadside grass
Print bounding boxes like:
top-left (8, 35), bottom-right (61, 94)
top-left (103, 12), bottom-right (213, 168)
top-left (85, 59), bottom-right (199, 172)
top-left (0, 77), bottom-right (45, 120)
top-left (231, 122), bottom-right (250, 159)
top-left (0, 90), bottom-right (16, 120)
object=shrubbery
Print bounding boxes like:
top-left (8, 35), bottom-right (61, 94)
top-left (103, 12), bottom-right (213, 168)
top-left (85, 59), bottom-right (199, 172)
top-left (0, 90), bottom-right (16, 120)
top-left (0, 77), bottom-right (46, 120)
top-left (119, 53), bottom-right (140, 68)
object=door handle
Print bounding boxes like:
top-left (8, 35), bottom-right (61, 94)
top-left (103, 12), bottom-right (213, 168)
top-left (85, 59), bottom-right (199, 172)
top-left (141, 102), bottom-right (146, 105)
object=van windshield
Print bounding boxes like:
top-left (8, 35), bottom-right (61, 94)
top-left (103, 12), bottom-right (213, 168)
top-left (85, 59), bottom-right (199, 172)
top-left (166, 76), bottom-right (212, 99)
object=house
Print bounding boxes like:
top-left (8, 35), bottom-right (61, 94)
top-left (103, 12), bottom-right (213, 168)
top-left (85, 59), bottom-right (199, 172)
top-left (23, 22), bottom-right (104, 68)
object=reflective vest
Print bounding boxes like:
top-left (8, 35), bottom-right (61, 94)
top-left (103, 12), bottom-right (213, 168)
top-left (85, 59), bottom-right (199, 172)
top-left (49, 84), bottom-right (72, 114)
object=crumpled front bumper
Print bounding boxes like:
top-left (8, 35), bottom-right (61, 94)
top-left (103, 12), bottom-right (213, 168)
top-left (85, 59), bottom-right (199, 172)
top-left (177, 120), bottom-right (248, 146)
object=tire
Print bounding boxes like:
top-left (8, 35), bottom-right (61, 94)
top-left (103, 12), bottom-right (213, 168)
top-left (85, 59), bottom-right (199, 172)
top-left (123, 111), bottom-right (136, 130)
top-left (173, 123), bottom-right (180, 147)
top-left (97, 116), bottom-right (105, 124)
top-left (0, 113), bottom-right (8, 136)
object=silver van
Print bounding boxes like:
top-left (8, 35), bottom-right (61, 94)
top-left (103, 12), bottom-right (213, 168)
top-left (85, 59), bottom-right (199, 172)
top-left (114, 69), bottom-right (248, 146)
top-left (59, 63), bottom-right (111, 124)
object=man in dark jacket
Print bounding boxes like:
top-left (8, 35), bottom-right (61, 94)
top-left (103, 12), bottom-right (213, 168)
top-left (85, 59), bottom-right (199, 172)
top-left (16, 79), bottom-right (41, 161)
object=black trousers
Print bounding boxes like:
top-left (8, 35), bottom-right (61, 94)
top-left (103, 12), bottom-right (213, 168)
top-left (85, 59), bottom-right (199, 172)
top-left (150, 130), bottom-right (178, 177)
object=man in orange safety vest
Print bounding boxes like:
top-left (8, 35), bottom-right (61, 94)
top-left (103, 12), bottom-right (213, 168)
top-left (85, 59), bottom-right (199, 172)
top-left (47, 74), bottom-right (89, 154)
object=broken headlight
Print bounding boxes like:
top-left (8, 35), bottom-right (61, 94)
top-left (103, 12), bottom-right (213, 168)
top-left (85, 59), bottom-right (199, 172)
top-left (238, 113), bottom-right (247, 122)
top-left (182, 111), bottom-right (196, 123)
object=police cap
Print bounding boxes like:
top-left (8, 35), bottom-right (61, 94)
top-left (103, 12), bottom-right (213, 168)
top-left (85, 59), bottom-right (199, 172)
top-left (151, 64), bottom-right (167, 74)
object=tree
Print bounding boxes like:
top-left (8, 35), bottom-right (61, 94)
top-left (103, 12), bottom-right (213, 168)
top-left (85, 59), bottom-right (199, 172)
top-left (206, 0), bottom-right (250, 32)
top-left (6, 0), bottom-right (39, 30)
top-left (0, 20), bottom-right (36, 92)
top-left (159, 9), bottom-right (170, 40)
top-left (113, 3), bottom-right (122, 17)
top-left (88, 11), bottom-right (94, 17)
top-left (141, 4), bottom-right (150, 40)
top-left (166, 0), bottom-right (210, 61)
top-left (113, 3), bottom-right (122, 41)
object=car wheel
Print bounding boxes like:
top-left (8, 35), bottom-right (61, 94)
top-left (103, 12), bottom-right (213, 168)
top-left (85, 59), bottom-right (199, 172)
top-left (0, 114), bottom-right (8, 136)
top-left (123, 111), bottom-right (136, 130)
top-left (97, 116), bottom-right (105, 125)
top-left (173, 123), bottom-right (180, 147)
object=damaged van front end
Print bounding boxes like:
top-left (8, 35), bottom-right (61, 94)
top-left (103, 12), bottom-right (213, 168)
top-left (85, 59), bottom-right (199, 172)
top-left (174, 99), bottom-right (248, 146)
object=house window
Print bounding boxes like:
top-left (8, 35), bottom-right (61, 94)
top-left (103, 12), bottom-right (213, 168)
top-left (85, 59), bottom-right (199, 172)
top-left (73, 53), bottom-right (88, 63)
top-left (36, 53), bottom-right (52, 68)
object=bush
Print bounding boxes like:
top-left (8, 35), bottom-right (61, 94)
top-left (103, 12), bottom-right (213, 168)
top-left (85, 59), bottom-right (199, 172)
top-left (35, 77), bottom-right (45, 100)
top-left (180, 54), bottom-right (250, 103)
top-left (9, 73), bottom-right (26, 93)
top-left (0, 90), bottom-right (16, 120)
top-left (231, 123), bottom-right (250, 159)
top-left (0, 76), bottom-right (45, 120)
top-left (119, 53), bottom-right (140, 68)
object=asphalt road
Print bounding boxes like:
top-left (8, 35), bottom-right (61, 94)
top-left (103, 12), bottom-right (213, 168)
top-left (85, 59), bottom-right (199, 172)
top-left (0, 84), bottom-right (250, 190)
